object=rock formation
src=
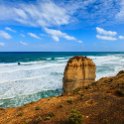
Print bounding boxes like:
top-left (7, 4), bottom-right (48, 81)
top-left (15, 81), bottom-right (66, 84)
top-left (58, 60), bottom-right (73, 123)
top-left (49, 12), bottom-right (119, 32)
top-left (63, 56), bottom-right (96, 95)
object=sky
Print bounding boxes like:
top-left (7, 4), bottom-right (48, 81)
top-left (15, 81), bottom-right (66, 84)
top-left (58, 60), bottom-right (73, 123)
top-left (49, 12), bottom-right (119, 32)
top-left (0, 0), bottom-right (124, 51)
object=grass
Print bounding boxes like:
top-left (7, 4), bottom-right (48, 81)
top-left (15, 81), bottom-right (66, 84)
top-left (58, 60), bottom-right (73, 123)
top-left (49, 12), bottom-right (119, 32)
top-left (66, 98), bottom-right (73, 104)
top-left (58, 104), bottom-right (64, 108)
top-left (44, 116), bottom-right (51, 121)
top-left (79, 94), bottom-right (84, 100)
top-left (16, 111), bottom-right (23, 117)
top-left (43, 112), bottom-right (55, 121)
top-left (47, 112), bottom-right (55, 117)
top-left (24, 119), bottom-right (32, 124)
top-left (67, 109), bottom-right (83, 124)
top-left (35, 106), bottom-right (41, 110)
top-left (35, 116), bottom-right (43, 122)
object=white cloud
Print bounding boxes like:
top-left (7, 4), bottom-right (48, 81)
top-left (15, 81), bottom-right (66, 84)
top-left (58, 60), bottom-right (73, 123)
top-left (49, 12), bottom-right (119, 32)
top-left (96, 27), bottom-right (117, 41)
top-left (96, 26), bottom-right (124, 41)
top-left (115, 0), bottom-right (124, 21)
top-left (96, 27), bottom-right (117, 36)
top-left (20, 41), bottom-right (28, 46)
top-left (0, 42), bottom-right (5, 47)
top-left (96, 27), bottom-right (124, 41)
top-left (96, 35), bottom-right (117, 41)
top-left (44, 28), bottom-right (82, 43)
top-left (0, 30), bottom-right (12, 40)
top-left (5, 27), bottom-right (16, 32)
top-left (119, 35), bottom-right (124, 40)
top-left (0, 1), bottom-right (71, 28)
top-left (28, 33), bottom-right (41, 39)
top-left (0, 0), bottom-right (122, 27)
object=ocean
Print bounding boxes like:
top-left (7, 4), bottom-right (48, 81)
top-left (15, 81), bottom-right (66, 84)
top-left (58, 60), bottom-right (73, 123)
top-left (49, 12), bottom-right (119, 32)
top-left (0, 52), bottom-right (124, 108)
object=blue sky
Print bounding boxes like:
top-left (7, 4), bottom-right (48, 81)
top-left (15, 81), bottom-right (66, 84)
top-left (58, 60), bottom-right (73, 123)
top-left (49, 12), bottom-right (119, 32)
top-left (0, 0), bottom-right (124, 51)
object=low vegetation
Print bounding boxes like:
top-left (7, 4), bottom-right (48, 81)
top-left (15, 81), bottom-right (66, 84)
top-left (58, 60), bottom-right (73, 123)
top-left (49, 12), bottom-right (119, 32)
top-left (67, 109), bottom-right (83, 124)
top-left (66, 98), bottom-right (73, 104)
top-left (35, 106), bottom-right (41, 110)
top-left (16, 111), bottom-right (23, 117)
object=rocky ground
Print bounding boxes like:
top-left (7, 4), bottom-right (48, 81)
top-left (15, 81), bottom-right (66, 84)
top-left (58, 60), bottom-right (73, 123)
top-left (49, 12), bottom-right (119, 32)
top-left (0, 71), bottom-right (124, 124)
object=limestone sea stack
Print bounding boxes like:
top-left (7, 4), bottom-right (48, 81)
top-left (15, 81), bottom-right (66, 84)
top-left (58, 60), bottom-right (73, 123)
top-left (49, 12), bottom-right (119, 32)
top-left (63, 56), bottom-right (96, 95)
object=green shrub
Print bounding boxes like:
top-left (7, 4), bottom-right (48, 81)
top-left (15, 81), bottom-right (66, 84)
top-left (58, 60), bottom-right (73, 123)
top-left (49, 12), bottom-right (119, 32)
top-left (58, 104), bottom-right (63, 108)
top-left (79, 94), bottom-right (84, 100)
top-left (47, 112), bottom-right (55, 117)
top-left (66, 98), bottom-right (73, 104)
top-left (16, 111), bottom-right (23, 116)
top-left (35, 116), bottom-right (42, 122)
top-left (44, 116), bottom-right (51, 121)
top-left (24, 119), bottom-right (32, 124)
top-left (43, 112), bottom-right (55, 121)
top-left (35, 106), bottom-right (41, 110)
top-left (68, 109), bottom-right (83, 124)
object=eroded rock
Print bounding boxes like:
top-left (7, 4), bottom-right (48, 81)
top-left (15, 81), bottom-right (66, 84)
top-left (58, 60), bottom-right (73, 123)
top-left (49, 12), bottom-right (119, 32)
top-left (63, 56), bottom-right (96, 95)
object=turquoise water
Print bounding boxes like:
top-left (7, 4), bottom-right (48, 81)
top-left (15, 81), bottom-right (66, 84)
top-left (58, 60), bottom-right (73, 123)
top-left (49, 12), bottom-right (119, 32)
top-left (0, 52), bottom-right (124, 107)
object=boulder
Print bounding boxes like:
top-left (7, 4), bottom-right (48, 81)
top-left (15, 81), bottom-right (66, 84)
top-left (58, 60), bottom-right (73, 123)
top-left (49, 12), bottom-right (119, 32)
top-left (63, 56), bottom-right (96, 95)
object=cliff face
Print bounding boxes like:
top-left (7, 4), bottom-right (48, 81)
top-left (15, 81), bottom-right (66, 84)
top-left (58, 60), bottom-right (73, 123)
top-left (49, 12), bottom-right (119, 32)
top-left (63, 56), bottom-right (96, 95)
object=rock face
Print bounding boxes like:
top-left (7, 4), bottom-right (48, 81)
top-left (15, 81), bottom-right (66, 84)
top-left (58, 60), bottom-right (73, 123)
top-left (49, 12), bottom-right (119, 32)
top-left (63, 56), bottom-right (96, 95)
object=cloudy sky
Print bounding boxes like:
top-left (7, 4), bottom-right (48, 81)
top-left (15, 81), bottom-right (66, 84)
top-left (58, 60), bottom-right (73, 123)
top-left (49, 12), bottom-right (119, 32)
top-left (0, 0), bottom-right (124, 51)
